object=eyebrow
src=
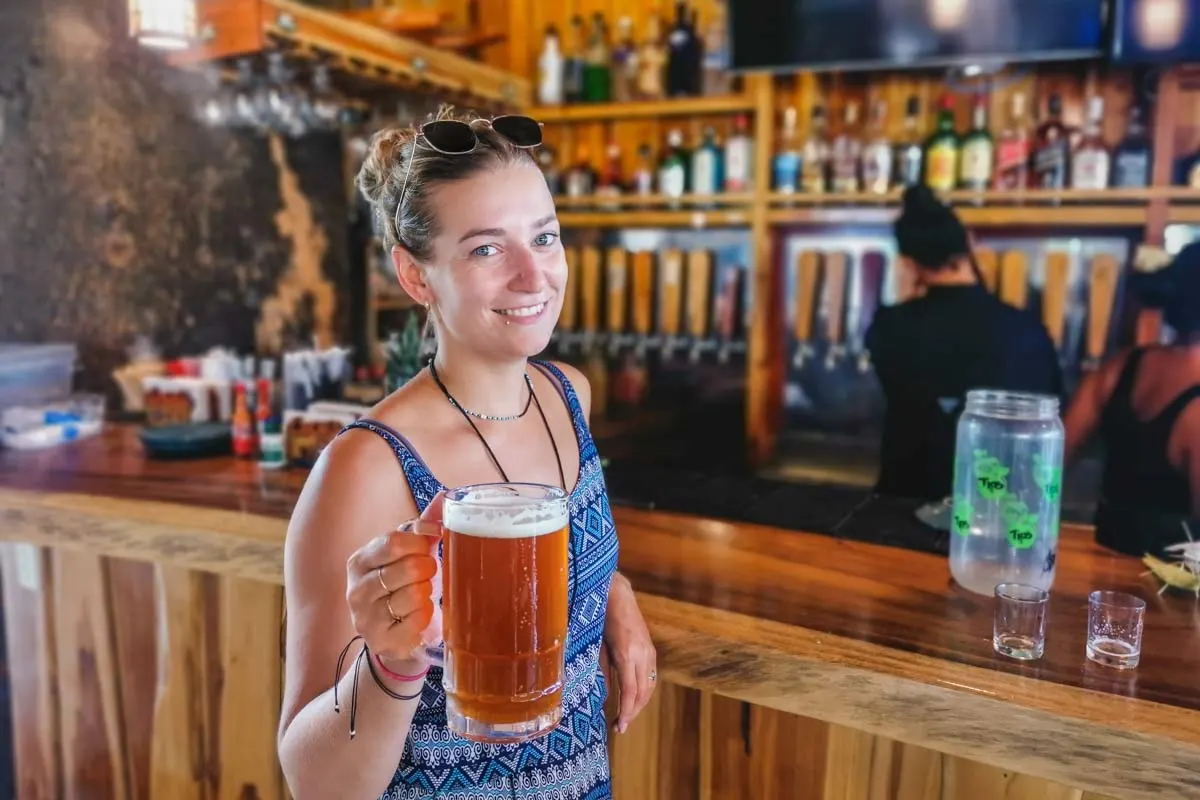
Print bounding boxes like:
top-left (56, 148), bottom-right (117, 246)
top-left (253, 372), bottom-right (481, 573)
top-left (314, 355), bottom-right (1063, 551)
top-left (456, 214), bottom-right (559, 244)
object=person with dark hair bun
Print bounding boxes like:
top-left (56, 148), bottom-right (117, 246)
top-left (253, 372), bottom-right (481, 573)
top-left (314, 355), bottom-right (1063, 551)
top-left (865, 185), bottom-right (1063, 501)
top-left (1064, 242), bottom-right (1200, 549)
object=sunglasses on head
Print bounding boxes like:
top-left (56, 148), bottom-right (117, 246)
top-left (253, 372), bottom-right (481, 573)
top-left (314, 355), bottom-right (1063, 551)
top-left (394, 115), bottom-right (543, 239)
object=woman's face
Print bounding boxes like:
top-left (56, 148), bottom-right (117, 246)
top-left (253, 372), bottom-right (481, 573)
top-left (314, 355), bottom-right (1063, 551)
top-left (399, 160), bottom-right (565, 360)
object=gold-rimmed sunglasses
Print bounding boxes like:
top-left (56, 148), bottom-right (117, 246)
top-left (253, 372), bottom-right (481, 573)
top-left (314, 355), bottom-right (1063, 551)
top-left (393, 115), bottom-right (543, 239)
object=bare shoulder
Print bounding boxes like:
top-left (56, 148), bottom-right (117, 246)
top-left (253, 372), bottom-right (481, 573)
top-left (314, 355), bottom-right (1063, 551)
top-left (547, 360), bottom-right (591, 419)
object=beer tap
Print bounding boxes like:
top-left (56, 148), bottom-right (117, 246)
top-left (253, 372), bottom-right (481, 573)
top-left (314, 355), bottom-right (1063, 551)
top-left (1084, 253), bottom-right (1119, 371)
top-left (686, 249), bottom-right (713, 364)
top-left (822, 251), bottom-right (849, 370)
top-left (605, 247), bottom-right (630, 358)
top-left (579, 246), bottom-right (602, 356)
top-left (1042, 251), bottom-right (1071, 358)
top-left (556, 246), bottom-right (580, 357)
top-left (975, 246), bottom-right (1000, 294)
top-left (631, 251), bottom-right (655, 359)
top-left (715, 265), bottom-right (743, 364)
top-left (852, 251), bottom-right (885, 373)
top-left (658, 248), bottom-right (685, 361)
top-left (1000, 250), bottom-right (1029, 310)
top-left (791, 250), bottom-right (821, 370)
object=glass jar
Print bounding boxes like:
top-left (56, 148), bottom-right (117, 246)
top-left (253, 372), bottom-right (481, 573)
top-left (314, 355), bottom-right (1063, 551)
top-left (949, 390), bottom-right (1064, 596)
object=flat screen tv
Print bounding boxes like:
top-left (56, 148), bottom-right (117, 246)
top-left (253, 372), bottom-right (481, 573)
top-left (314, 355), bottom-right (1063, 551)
top-left (730, 0), bottom-right (1107, 73)
top-left (1110, 0), bottom-right (1200, 63)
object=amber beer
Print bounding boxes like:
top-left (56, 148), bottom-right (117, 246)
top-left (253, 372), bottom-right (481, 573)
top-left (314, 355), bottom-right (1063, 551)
top-left (440, 483), bottom-right (570, 743)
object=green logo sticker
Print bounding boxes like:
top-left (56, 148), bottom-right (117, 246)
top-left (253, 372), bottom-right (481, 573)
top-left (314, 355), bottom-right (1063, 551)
top-left (1033, 454), bottom-right (1062, 503)
top-left (952, 496), bottom-right (973, 536)
top-left (973, 449), bottom-right (1010, 501)
top-left (1002, 496), bottom-right (1039, 550)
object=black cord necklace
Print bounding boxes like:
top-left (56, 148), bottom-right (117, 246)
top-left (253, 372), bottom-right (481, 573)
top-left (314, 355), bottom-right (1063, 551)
top-left (428, 361), bottom-right (566, 491)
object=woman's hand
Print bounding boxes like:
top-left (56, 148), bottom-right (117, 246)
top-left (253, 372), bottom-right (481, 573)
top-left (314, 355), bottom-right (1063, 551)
top-left (604, 572), bottom-right (657, 734)
top-left (344, 493), bottom-right (444, 676)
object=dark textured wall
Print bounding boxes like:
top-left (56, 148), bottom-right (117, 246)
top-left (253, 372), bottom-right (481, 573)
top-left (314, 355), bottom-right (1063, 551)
top-left (0, 0), bottom-right (350, 395)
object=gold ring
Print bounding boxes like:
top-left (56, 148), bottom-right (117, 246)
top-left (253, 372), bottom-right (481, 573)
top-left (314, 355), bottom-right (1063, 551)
top-left (386, 594), bottom-right (403, 624)
top-left (377, 565), bottom-right (391, 594)
top-left (648, 670), bottom-right (657, 682)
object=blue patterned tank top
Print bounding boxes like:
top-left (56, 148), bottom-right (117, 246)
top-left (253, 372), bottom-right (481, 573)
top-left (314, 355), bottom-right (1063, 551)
top-left (341, 361), bottom-right (618, 800)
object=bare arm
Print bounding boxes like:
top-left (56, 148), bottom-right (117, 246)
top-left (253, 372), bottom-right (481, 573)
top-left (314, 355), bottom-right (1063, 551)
top-left (277, 432), bottom-right (437, 800)
top-left (1063, 351), bottom-right (1129, 463)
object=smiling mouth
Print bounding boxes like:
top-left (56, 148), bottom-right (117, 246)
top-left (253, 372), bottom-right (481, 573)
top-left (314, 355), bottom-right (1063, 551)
top-left (495, 302), bottom-right (547, 318)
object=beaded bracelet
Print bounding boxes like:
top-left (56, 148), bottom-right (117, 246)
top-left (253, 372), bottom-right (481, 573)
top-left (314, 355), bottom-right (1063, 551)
top-left (333, 635), bottom-right (424, 739)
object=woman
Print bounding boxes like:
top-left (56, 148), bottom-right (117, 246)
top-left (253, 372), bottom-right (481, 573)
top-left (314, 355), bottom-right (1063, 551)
top-left (866, 185), bottom-right (1062, 500)
top-left (277, 111), bottom-right (657, 799)
top-left (1064, 242), bottom-right (1200, 553)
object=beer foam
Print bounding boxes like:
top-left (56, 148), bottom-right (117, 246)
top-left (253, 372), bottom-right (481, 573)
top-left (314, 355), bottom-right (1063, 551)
top-left (443, 493), bottom-right (568, 539)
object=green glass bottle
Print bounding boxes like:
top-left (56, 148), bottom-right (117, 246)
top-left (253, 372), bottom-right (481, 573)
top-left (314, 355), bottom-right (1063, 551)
top-left (924, 94), bottom-right (959, 192)
top-left (582, 13), bottom-right (611, 103)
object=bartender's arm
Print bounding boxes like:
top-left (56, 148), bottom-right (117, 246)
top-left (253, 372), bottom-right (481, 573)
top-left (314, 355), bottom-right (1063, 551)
top-left (1063, 349), bottom-right (1130, 462)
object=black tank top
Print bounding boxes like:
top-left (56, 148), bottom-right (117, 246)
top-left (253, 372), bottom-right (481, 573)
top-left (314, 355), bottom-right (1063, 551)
top-left (1099, 347), bottom-right (1200, 515)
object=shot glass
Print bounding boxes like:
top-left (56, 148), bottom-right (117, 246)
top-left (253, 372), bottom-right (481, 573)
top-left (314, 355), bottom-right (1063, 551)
top-left (993, 583), bottom-right (1049, 661)
top-left (1086, 591), bottom-right (1146, 669)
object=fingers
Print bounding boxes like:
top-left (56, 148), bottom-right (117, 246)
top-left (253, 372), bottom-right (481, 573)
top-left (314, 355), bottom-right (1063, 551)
top-left (613, 645), bottom-right (658, 734)
top-left (420, 490), bottom-right (446, 523)
top-left (369, 596), bottom-right (436, 661)
top-left (348, 529), bottom-right (436, 577)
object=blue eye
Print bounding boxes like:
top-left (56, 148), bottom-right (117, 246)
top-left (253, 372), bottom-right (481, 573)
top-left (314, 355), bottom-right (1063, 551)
top-left (472, 244), bottom-right (497, 257)
top-left (533, 232), bottom-right (559, 247)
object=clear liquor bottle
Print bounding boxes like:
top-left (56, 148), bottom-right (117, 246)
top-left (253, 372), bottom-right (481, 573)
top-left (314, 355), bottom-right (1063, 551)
top-left (861, 99), bottom-right (893, 195)
top-left (800, 106), bottom-right (831, 195)
top-left (1071, 96), bottom-right (1111, 190)
top-left (830, 101), bottom-right (863, 194)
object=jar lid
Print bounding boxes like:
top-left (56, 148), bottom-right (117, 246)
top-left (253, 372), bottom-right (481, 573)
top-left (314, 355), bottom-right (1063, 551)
top-left (965, 389), bottom-right (1059, 419)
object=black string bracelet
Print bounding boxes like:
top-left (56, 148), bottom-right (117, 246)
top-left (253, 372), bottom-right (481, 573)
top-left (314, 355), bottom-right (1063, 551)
top-left (333, 635), bottom-right (425, 739)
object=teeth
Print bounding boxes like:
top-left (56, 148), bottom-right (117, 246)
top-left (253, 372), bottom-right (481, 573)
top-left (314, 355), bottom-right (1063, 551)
top-left (498, 303), bottom-right (545, 318)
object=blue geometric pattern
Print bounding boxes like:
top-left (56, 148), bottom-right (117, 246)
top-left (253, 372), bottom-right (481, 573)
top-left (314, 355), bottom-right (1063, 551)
top-left (342, 361), bottom-right (618, 800)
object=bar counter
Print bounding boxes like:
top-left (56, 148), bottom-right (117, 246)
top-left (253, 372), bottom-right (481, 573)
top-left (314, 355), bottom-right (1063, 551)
top-left (0, 426), bottom-right (1197, 800)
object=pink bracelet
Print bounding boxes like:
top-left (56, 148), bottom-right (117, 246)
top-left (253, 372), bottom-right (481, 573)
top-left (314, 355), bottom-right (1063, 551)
top-left (374, 654), bottom-right (430, 683)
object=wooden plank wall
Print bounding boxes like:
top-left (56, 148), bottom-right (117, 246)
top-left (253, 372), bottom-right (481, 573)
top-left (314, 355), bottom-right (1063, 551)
top-left (0, 544), bottom-right (285, 800)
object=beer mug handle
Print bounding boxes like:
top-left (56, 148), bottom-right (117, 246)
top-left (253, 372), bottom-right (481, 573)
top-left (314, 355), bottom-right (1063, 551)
top-left (393, 518), bottom-right (446, 667)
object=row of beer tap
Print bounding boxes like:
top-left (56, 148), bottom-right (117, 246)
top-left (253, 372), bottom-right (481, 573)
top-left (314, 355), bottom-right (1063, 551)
top-left (549, 240), bottom-right (1125, 373)
top-left (789, 244), bottom-right (1123, 373)
top-left (551, 245), bottom-right (747, 363)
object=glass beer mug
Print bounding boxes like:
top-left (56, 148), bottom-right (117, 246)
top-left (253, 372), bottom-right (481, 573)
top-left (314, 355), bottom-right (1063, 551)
top-left (398, 482), bottom-right (570, 744)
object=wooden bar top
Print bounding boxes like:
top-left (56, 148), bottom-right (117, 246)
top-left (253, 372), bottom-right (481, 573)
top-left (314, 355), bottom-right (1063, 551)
top-left (1, 425), bottom-right (1198, 799)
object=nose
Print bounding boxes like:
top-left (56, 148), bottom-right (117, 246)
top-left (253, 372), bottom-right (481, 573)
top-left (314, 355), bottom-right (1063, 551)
top-left (508, 245), bottom-right (546, 293)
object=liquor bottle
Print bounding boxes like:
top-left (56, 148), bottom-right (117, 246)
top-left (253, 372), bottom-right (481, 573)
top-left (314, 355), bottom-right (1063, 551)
top-left (564, 146), bottom-right (596, 198)
top-left (773, 106), bottom-right (801, 194)
top-left (631, 143), bottom-right (656, 195)
top-left (724, 113), bottom-right (754, 192)
top-left (959, 93), bottom-right (994, 191)
top-left (537, 144), bottom-right (562, 195)
top-left (636, 15), bottom-right (667, 101)
top-left (994, 92), bottom-right (1032, 191)
top-left (563, 15), bottom-right (586, 103)
top-left (659, 129), bottom-right (689, 203)
top-left (582, 13), bottom-right (611, 103)
top-left (1072, 96), bottom-right (1111, 190)
top-left (893, 96), bottom-right (924, 188)
top-left (800, 106), bottom-right (831, 194)
top-left (1112, 104), bottom-right (1152, 188)
top-left (923, 94), bottom-right (959, 192)
top-left (702, 0), bottom-right (731, 96)
top-left (1032, 93), bottom-right (1070, 190)
top-left (537, 25), bottom-right (564, 106)
top-left (597, 143), bottom-right (624, 209)
top-left (861, 99), bottom-right (893, 195)
top-left (830, 102), bottom-right (862, 193)
top-left (667, 2), bottom-right (697, 97)
top-left (610, 16), bottom-right (638, 103)
top-left (685, 5), bottom-right (705, 96)
top-left (691, 127), bottom-right (723, 199)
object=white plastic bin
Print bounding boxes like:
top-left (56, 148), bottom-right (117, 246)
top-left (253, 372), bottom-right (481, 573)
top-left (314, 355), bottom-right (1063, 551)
top-left (0, 344), bottom-right (78, 409)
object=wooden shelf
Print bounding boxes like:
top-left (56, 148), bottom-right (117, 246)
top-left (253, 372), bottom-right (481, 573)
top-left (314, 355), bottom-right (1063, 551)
top-left (558, 209), bottom-right (752, 229)
top-left (531, 95), bottom-right (755, 123)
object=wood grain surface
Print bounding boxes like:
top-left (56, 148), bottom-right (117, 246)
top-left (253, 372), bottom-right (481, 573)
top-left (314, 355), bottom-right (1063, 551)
top-left (1, 426), bottom-right (1199, 798)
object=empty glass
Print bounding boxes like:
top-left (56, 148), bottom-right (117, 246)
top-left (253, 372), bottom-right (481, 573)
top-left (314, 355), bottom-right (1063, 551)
top-left (993, 583), bottom-right (1049, 660)
top-left (1086, 591), bottom-right (1145, 669)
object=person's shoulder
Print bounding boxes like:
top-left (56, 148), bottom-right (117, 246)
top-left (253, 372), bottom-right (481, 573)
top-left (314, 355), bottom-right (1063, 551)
top-left (541, 360), bottom-right (592, 418)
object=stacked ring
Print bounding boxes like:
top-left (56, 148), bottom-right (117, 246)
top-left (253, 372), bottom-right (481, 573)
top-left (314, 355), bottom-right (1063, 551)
top-left (377, 565), bottom-right (391, 594)
top-left (386, 594), bottom-right (403, 624)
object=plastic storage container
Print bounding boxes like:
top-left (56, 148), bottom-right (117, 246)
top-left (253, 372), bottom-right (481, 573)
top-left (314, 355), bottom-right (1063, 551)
top-left (949, 390), bottom-right (1064, 596)
top-left (0, 344), bottom-right (77, 409)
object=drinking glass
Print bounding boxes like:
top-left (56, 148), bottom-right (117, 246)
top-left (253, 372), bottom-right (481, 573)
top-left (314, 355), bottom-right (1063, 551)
top-left (1086, 591), bottom-right (1145, 669)
top-left (993, 582), bottom-right (1049, 660)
